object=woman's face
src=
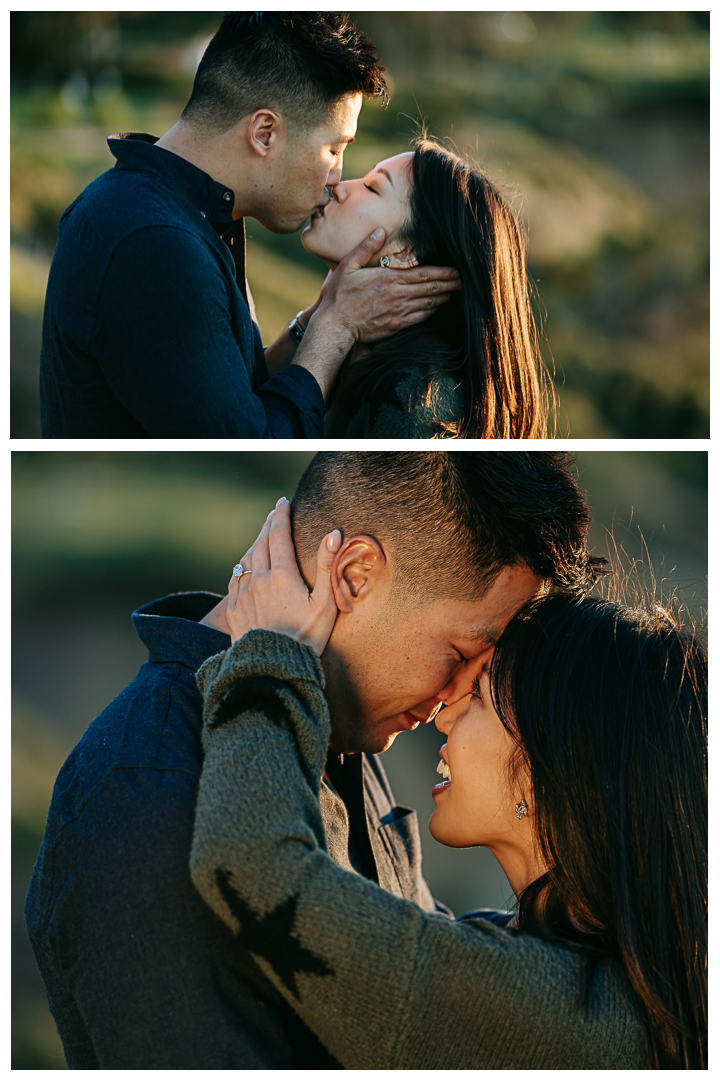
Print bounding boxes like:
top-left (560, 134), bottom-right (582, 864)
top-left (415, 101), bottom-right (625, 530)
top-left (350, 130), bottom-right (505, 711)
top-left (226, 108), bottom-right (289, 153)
top-left (429, 672), bottom-right (527, 852)
top-left (301, 151), bottom-right (414, 270)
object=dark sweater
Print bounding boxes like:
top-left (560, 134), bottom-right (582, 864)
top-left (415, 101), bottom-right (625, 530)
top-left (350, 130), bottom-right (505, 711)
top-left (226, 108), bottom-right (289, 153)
top-left (25, 594), bottom-right (439, 1069)
top-left (39, 133), bottom-right (323, 439)
top-left (192, 630), bottom-right (647, 1070)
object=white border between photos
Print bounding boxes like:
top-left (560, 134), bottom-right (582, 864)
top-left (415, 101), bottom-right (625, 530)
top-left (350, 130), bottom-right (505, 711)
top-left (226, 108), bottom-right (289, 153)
top-left (7, 438), bottom-right (713, 452)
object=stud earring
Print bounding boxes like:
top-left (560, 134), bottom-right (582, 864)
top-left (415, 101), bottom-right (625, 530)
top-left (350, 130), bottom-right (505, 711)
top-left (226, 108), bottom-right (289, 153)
top-left (515, 799), bottom-right (528, 820)
top-left (379, 255), bottom-right (390, 267)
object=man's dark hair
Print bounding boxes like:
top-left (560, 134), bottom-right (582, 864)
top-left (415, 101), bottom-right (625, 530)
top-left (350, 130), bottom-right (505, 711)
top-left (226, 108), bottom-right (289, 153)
top-left (292, 451), bottom-right (606, 602)
top-left (181, 12), bottom-right (387, 134)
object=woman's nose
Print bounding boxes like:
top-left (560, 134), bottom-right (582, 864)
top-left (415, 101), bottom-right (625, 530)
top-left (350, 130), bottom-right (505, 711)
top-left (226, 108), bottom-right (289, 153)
top-left (331, 180), bottom-right (351, 204)
top-left (330, 180), bottom-right (347, 203)
top-left (435, 694), bottom-right (472, 736)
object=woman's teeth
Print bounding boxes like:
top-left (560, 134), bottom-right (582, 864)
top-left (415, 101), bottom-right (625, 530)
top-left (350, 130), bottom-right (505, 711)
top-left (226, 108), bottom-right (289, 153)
top-left (436, 760), bottom-right (452, 782)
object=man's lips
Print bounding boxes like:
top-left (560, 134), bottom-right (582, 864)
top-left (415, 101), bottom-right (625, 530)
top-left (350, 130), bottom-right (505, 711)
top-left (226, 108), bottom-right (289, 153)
top-left (310, 191), bottom-right (334, 220)
top-left (399, 710), bottom-right (432, 730)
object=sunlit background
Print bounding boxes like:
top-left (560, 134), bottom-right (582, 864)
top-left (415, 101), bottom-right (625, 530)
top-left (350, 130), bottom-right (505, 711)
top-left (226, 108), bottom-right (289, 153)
top-left (12, 449), bottom-right (707, 1067)
top-left (11, 11), bottom-right (709, 438)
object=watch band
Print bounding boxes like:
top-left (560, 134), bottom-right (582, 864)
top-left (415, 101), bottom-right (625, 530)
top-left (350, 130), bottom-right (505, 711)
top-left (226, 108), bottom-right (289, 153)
top-left (288, 310), bottom-right (306, 346)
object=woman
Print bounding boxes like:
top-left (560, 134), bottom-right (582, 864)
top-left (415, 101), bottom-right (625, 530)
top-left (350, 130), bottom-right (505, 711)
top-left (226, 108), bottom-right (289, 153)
top-left (297, 137), bottom-right (550, 438)
top-left (191, 506), bottom-right (707, 1069)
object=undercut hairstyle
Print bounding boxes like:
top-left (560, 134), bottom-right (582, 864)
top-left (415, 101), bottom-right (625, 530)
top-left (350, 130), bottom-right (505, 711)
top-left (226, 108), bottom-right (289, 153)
top-left (181, 12), bottom-right (387, 135)
top-left (328, 137), bottom-right (551, 438)
top-left (291, 451), bottom-right (606, 603)
top-left (490, 594), bottom-right (707, 1069)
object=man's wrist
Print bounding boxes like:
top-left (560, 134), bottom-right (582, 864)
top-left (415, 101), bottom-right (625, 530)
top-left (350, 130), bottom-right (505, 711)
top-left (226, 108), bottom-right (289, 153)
top-left (291, 310), bottom-right (355, 400)
top-left (287, 310), bottom-right (306, 346)
top-left (307, 308), bottom-right (356, 358)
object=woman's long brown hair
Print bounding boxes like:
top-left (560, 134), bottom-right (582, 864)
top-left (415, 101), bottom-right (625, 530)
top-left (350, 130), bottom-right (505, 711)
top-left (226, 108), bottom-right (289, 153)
top-left (491, 594), bottom-right (708, 1068)
top-left (329, 138), bottom-right (553, 438)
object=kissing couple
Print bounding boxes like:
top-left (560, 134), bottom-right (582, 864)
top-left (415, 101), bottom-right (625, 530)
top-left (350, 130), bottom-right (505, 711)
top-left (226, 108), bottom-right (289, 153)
top-left (26, 452), bottom-right (706, 1069)
top-left (41, 12), bottom-right (549, 441)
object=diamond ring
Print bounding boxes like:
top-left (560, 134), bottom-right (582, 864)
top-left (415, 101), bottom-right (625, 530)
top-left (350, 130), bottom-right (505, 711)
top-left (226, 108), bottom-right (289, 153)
top-left (232, 564), bottom-right (252, 578)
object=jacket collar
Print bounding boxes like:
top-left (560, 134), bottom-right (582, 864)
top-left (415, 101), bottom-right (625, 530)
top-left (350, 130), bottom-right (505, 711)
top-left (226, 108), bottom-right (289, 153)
top-left (132, 592), bottom-right (230, 671)
top-left (107, 132), bottom-right (236, 235)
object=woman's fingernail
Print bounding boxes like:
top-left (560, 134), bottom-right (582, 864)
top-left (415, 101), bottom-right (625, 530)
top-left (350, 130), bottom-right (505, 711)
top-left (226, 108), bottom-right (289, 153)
top-left (372, 228), bottom-right (384, 241)
top-left (326, 530), bottom-right (341, 552)
top-left (276, 496), bottom-right (288, 507)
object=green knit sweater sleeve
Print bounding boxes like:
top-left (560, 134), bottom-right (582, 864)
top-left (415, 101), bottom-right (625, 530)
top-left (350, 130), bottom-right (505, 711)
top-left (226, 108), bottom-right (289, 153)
top-left (191, 631), bottom-right (645, 1070)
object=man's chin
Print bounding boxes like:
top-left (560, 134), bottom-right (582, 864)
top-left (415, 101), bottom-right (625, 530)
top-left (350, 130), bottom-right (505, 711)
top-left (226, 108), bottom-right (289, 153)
top-left (329, 715), bottom-right (415, 756)
top-left (261, 214), bottom-right (310, 235)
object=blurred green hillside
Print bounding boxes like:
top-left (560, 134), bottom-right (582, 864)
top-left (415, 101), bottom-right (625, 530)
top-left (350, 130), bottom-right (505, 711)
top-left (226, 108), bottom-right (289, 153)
top-left (10, 11), bottom-right (708, 437)
top-left (12, 450), bottom-right (707, 1066)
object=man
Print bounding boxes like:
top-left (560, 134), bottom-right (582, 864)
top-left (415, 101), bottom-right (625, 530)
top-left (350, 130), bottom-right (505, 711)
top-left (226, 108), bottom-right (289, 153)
top-left (25, 451), bottom-right (603, 1068)
top-left (39, 13), bottom-right (461, 438)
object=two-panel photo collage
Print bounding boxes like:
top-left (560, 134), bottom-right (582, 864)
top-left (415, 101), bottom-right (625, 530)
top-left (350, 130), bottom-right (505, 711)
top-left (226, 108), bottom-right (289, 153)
top-left (11, 13), bottom-right (708, 1071)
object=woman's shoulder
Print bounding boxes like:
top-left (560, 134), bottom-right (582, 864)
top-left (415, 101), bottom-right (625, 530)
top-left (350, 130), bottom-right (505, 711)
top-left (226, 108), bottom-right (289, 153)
top-left (325, 366), bottom-right (467, 440)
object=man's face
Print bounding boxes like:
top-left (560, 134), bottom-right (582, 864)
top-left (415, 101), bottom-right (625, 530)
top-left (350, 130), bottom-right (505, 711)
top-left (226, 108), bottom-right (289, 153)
top-left (259, 92), bottom-right (363, 234)
top-left (322, 564), bottom-right (543, 755)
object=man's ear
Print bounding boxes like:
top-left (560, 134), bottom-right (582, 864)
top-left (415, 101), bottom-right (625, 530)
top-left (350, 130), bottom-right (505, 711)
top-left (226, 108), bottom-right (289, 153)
top-left (331, 536), bottom-right (387, 614)
top-left (246, 109), bottom-right (282, 157)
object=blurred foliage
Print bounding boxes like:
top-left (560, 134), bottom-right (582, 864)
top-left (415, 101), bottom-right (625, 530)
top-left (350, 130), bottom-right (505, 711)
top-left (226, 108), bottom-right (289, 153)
top-left (12, 449), bottom-right (707, 1066)
top-left (10, 11), bottom-right (708, 436)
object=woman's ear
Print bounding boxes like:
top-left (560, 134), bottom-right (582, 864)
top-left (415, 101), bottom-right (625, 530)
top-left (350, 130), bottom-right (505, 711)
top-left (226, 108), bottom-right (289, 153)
top-left (381, 249), bottom-right (419, 269)
top-left (514, 793), bottom-right (535, 821)
top-left (331, 536), bottom-right (387, 614)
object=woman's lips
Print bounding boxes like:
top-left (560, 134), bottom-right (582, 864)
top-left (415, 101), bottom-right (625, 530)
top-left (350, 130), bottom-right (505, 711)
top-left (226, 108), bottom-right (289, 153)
top-left (432, 780), bottom-right (450, 798)
top-left (311, 199), bottom-right (332, 221)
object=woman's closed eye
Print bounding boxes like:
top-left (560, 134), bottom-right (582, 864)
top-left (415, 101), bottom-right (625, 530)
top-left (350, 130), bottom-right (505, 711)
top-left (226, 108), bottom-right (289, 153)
top-left (364, 183), bottom-right (379, 194)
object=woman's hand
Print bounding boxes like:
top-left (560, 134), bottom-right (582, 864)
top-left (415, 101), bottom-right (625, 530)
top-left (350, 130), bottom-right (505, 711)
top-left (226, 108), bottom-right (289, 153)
top-left (226, 498), bottom-right (341, 657)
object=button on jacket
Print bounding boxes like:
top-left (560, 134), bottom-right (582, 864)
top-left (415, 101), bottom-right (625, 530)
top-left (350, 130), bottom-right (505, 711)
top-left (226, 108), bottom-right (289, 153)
top-left (39, 134), bottom-right (324, 439)
top-left (24, 592), bottom-right (445, 1069)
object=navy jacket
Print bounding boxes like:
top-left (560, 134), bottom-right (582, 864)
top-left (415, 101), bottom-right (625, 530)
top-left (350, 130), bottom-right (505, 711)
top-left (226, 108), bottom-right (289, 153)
top-left (24, 593), bottom-right (444, 1069)
top-left (39, 133), bottom-right (324, 439)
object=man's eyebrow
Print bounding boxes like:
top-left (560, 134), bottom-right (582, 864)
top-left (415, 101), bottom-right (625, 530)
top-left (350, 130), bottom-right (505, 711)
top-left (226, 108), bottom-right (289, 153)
top-left (466, 625), bottom-right (502, 646)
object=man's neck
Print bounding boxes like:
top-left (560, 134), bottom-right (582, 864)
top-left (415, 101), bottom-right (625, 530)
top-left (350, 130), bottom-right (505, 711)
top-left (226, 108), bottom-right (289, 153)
top-left (156, 119), bottom-right (251, 219)
top-left (199, 595), bottom-right (231, 635)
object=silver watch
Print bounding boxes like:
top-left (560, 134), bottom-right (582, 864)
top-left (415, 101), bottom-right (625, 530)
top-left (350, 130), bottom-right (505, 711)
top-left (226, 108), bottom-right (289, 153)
top-left (288, 310), bottom-right (306, 345)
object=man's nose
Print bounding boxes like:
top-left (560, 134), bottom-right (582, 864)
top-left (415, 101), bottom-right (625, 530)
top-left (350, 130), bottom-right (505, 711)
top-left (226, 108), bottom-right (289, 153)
top-left (438, 648), bottom-right (494, 706)
top-left (326, 157), bottom-right (345, 188)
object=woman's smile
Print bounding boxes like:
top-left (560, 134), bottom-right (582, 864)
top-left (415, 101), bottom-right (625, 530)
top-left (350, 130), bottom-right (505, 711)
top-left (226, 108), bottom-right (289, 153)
top-left (433, 745), bottom-right (452, 795)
